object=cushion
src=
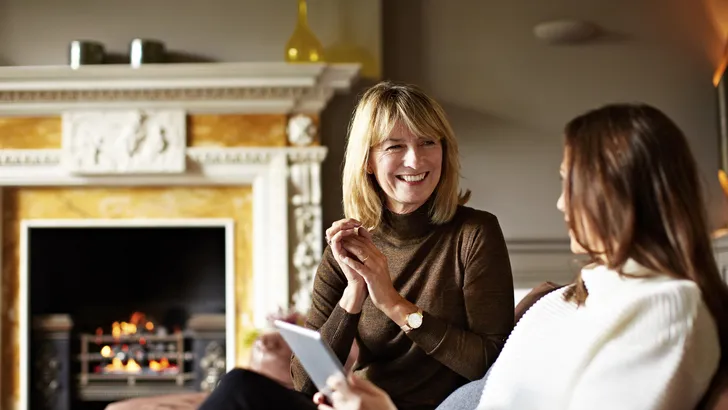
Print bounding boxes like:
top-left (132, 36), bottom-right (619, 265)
top-left (514, 281), bottom-right (562, 324)
top-left (105, 393), bottom-right (207, 410)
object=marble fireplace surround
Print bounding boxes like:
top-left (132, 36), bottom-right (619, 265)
top-left (0, 62), bottom-right (360, 410)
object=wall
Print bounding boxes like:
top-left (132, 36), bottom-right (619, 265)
top-left (0, 0), bottom-right (381, 77)
top-left (382, 0), bottom-right (728, 241)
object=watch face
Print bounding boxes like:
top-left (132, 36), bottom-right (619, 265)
top-left (408, 312), bottom-right (423, 328)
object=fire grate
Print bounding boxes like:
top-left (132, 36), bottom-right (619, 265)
top-left (76, 312), bottom-right (195, 401)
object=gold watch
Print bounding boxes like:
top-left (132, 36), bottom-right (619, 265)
top-left (401, 309), bottom-right (423, 332)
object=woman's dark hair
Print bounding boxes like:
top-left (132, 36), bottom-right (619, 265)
top-left (563, 103), bottom-right (728, 365)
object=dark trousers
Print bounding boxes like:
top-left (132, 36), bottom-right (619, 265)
top-left (197, 368), bottom-right (318, 410)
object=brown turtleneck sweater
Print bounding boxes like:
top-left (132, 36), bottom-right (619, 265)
top-left (291, 204), bottom-right (514, 410)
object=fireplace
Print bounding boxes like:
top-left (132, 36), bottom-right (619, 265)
top-left (26, 222), bottom-right (232, 409)
top-left (0, 61), bottom-right (360, 410)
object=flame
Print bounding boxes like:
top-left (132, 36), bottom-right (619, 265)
top-left (98, 312), bottom-right (178, 374)
top-left (111, 321), bottom-right (139, 337)
top-left (111, 322), bottom-right (121, 339)
top-left (149, 358), bottom-right (173, 372)
top-left (126, 359), bottom-right (142, 372)
top-left (105, 358), bottom-right (143, 373)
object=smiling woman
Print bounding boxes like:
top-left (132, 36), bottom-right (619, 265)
top-left (197, 82), bottom-right (515, 410)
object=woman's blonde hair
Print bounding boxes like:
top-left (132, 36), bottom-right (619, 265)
top-left (342, 82), bottom-right (469, 229)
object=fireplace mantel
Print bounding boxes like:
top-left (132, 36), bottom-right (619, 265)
top-left (0, 62), bottom-right (360, 410)
top-left (0, 62), bottom-right (360, 115)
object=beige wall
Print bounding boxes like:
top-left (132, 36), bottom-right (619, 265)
top-left (383, 0), bottom-right (728, 240)
top-left (0, 0), bottom-right (381, 77)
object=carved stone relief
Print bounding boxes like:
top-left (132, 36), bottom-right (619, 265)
top-left (199, 341), bottom-right (226, 393)
top-left (287, 114), bottom-right (317, 146)
top-left (61, 110), bottom-right (186, 174)
top-left (290, 160), bottom-right (323, 312)
top-left (34, 341), bottom-right (60, 410)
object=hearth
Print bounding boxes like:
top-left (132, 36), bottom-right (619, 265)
top-left (33, 312), bottom-right (225, 410)
top-left (77, 312), bottom-right (193, 400)
top-left (28, 224), bottom-right (230, 410)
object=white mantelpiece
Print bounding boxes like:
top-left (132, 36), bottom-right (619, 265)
top-left (0, 62), bottom-right (359, 410)
top-left (0, 62), bottom-right (360, 115)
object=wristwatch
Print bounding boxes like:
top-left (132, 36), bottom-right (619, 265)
top-left (401, 309), bottom-right (424, 332)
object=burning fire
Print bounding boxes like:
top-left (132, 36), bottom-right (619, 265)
top-left (96, 312), bottom-right (177, 374)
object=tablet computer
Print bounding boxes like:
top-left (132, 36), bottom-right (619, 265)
top-left (274, 320), bottom-right (347, 398)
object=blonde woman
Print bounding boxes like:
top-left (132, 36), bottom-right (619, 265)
top-left (318, 104), bottom-right (727, 410)
top-left (199, 82), bottom-right (515, 410)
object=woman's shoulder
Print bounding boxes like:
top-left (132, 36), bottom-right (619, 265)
top-left (611, 277), bottom-right (714, 340)
top-left (626, 276), bottom-right (702, 311)
top-left (452, 205), bottom-right (501, 231)
top-left (447, 206), bottom-right (507, 250)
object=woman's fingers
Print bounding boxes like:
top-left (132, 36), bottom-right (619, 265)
top-left (341, 236), bottom-right (371, 263)
top-left (327, 373), bottom-right (348, 387)
top-left (342, 254), bottom-right (373, 279)
top-left (331, 228), bottom-right (361, 260)
top-left (313, 392), bottom-right (327, 405)
top-left (356, 226), bottom-right (374, 241)
top-left (326, 219), bottom-right (361, 244)
top-left (331, 228), bottom-right (361, 246)
top-left (348, 374), bottom-right (379, 393)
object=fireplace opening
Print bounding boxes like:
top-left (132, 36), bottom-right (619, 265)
top-left (28, 225), bottom-right (228, 410)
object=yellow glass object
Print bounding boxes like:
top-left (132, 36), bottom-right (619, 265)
top-left (285, 0), bottom-right (324, 63)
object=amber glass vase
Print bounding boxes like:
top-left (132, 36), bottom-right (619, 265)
top-left (285, 0), bottom-right (324, 63)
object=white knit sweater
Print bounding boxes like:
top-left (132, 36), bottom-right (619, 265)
top-left (476, 260), bottom-right (721, 410)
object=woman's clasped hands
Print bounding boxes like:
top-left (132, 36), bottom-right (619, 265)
top-left (325, 219), bottom-right (401, 311)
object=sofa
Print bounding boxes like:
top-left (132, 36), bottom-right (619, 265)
top-left (107, 282), bottom-right (728, 410)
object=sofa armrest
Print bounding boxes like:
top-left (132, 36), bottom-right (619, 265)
top-left (514, 282), bottom-right (564, 324)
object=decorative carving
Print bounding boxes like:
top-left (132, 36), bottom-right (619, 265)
top-left (290, 161), bottom-right (323, 312)
top-left (0, 147), bottom-right (328, 168)
top-left (287, 147), bottom-right (327, 164)
top-left (186, 147), bottom-right (273, 165)
top-left (0, 149), bottom-right (60, 165)
top-left (61, 110), bottom-right (186, 174)
top-left (292, 205), bottom-right (321, 312)
top-left (287, 114), bottom-right (317, 146)
top-left (0, 87), bottom-right (309, 103)
top-left (34, 341), bottom-right (60, 410)
top-left (199, 341), bottom-right (226, 393)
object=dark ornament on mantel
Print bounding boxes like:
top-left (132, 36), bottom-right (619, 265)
top-left (129, 38), bottom-right (167, 68)
top-left (68, 40), bottom-right (105, 69)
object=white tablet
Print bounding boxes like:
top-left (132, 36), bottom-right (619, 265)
top-left (274, 320), bottom-right (348, 398)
